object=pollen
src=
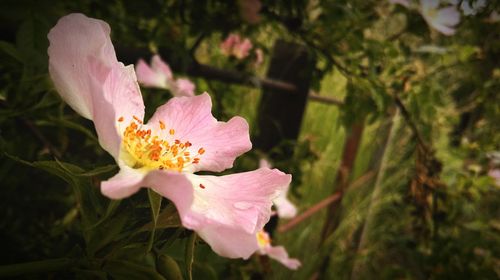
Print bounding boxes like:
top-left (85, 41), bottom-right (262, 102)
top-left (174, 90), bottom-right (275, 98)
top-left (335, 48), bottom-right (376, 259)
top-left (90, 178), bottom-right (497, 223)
top-left (118, 116), bottom-right (124, 122)
top-left (199, 184), bottom-right (205, 189)
top-left (256, 231), bottom-right (271, 247)
top-left (121, 118), bottom-right (205, 172)
top-left (133, 115), bottom-right (143, 124)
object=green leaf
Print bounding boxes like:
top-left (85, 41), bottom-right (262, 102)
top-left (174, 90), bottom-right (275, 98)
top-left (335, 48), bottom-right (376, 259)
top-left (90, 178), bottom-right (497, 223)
top-left (159, 228), bottom-right (184, 254)
top-left (146, 189), bottom-right (163, 252)
top-left (192, 262), bottom-right (217, 280)
top-left (0, 40), bottom-right (22, 62)
top-left (103, 259), bottom-right (166, 280)
top-left (6, 154), bottom-right (107, 237)
top-left (184, 232), bottom-right (196, 280)
top-left (36, 117), bottom-right (99, 143)
top-left (156, 255), bottom-right (184, 280)
top-left (140, 203), bottom-right (180, 232)
top-left (86, 211), bottom-right (129, 257)
top-left (0, 258), bottom-right (74, 278)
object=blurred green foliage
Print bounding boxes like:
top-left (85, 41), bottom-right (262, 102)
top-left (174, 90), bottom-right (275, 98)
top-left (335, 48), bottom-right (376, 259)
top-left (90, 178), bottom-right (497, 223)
top-left (0, 0), bottom-right (499, 279)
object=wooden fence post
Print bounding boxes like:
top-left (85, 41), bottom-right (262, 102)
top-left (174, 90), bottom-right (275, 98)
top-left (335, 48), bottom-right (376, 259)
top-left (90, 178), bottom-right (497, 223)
top-left (254, 40), bottom-right (315, 238)
top-left (254, 40), bottom-right (315, 153)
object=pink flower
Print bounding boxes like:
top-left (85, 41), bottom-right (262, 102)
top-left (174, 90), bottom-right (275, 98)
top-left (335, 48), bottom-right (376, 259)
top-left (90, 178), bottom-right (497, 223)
top-left (136, 55), bottom-right (195, 97)
top-left (488, 169), bottom-right (500, 187)
top-left (48, 13), bottom-right (291, 259)
top-left (220, 34), bottom-right (241, 56)
top-left (256, 230), bottom-right (301, 270)
top-left (239, 0), bottom-right (262, 24)
top-left (220, 33), bottom-right (253, 60)
top-left (234, 38), bottom-right (253, 59)
top-left (391, 0), bottom-right (461, 36)
top-left (260, 159), bottom-right (297, 219)
top-left (420, 0), bottom-right (460, 35)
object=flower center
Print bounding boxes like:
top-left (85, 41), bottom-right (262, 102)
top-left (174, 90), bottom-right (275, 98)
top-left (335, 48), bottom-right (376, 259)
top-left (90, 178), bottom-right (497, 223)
top-left (118, 116), bottom-right (205, 172)
top-left (257, 231), bottom-right (271, 248)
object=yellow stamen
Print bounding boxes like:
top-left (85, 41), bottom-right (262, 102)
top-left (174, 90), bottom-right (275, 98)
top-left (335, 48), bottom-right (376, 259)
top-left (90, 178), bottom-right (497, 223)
top-left (120, 118), bottom-right (204, 172)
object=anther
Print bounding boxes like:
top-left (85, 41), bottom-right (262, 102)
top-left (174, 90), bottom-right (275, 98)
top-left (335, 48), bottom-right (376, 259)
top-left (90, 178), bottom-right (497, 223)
top-left (133, 115), bottom-right (143, 124)
top-left (118, 116), bottom-right (124, 122)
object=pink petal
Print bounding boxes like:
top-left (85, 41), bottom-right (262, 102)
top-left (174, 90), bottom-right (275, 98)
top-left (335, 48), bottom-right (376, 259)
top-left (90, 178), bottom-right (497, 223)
top-left (89, 60), bottom-right (145, 158)
top-left (147, 169), bottom-right (289, 259)
top-left (151, 55), bottom-right (173, 80)
top-left (435, 6), bottom-right (460, 26)
top-left (488, 169), bottom-right (500, 187)
top-left (180, 169), bottom-right (290, 233)
top-left (101, 165), bottom-right (145, 199)
top-left (421, 2), bottom-right (460, 36)
top-left (234, 38), bottom-right (253, 59)
top-left (259, 158), bottom-right (272, 169)
top-left (262, 246), bottom-right (301, 270)
top-left (48, 13), bottom-right (118, 120)
top-left (135, 58), bottom-right (167, 88)
top-left (172, 78), bottom-right (196, 97)
top-left (259, 159), bottom-right (297, 218)
top-left (196, 225), bottom-right (260, 259)
top-left (220, 34), bottom-right (241, 56)
top-left (147, 93), bottom-right (251, 172)
top-left (274, 190), bottom-right (298, 219)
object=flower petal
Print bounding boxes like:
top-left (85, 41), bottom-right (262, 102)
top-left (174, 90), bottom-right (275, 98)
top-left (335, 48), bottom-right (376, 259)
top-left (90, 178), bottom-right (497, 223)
top-left (274, 190), bottom-right (298, 219)
top-left (435, 6), bottom-right (460, 26)
top-left (48, 13), bottom-right (117, 119)
top-left (172, 78), bottom-right (196, 97)
top-left (197, 225), bottom-right (259, 259)
top-left (185, 169), bottom-right (290, 233)
top-left (136, 58), bottom-right (167, 88)
top-left (89, 60), bottom-right (145, 158)
top-left (234, 38), bottom-right (253, 59)
top-left (258, 159), bottom-right (297, 218)
top-left (147, 93), bottom-right (251, 172)
top-left (148, 168), bottom-right (289, 258)
top-left (101, 165), bottom-right (145, 199)
top-left (262, 246), bottom-right (301, 270)
top-left (151, 55), bottom-right (173, 81)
